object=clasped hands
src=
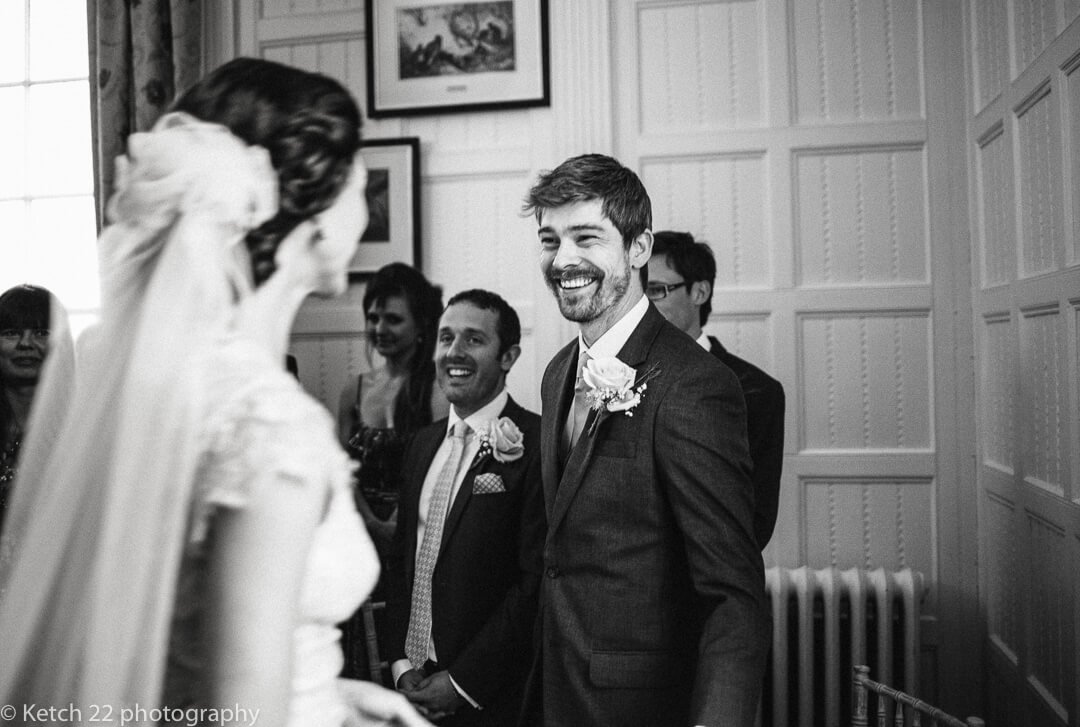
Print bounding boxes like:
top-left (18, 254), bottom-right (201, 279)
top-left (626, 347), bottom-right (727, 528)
top-left (396, 668), bottom-right (467, 722)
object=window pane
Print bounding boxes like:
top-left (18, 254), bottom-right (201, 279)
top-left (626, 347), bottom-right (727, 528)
top-left (0, 86), bottom-right (27, 199)
top-left (0, 1), bottom-right (27, 83)
top-left (28, 81), bottom-right (93, 196)
top-left (0, 201), bottom-right (30, 292)
top-left (29, 0), bottom-right (89, 81)
top-left (28, 196), bottom-right (99, 311)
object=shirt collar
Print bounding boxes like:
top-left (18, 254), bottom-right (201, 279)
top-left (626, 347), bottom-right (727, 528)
top-left (696, 332), bottom-right (710, 350)
top-left (577, 293), bottom-right (649, 361)
top-left (447, 387), bottom-right (509, 436)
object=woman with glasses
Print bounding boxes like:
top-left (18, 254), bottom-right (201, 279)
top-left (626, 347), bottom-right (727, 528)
top-left (0, 284), bottom-right (70, 534)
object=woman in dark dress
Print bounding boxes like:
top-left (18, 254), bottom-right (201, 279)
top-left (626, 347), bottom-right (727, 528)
top-left (337, 262), bottom-right (448, 680)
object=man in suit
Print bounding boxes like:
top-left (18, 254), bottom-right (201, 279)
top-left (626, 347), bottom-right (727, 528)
top-left (520, 154), bottom-right (770, 727)
top-left (385, 289), bottom-right (545, 726)
top-left (648, 231), bottom-right (786, 549)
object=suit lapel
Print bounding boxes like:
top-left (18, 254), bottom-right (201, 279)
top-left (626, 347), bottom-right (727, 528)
top-left (541, 343), bottom-right (577, 521)
top-left (439, 397), bottom-right (522, 552)
top-left (548, 305), bottom-right (666, 535)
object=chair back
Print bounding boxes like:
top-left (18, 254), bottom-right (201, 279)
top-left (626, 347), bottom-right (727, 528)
top-left (852, 665), bottom-right (985, 727)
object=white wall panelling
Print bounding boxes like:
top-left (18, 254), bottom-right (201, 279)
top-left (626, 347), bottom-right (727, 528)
top-left (637, 1), bottom-right (764, 132)
top-left (1015, 84), bottom-right (1064, 278)
top-left (793, 146), bottom-right (928, 286)
top-left (1013, 0), bottom-right (1059, 73)
top-left (1027, 510), bottom-right (1071, 722)
top-left (980, 313), bottom-right (1016, 474)
top-left (966, 3), bottom-right (1080, 724)
top-left (972, 0), bottom-right (1010, 111)
top-left (1066, 55), bottom-right (1080, 266)
top-left (802, 476), bottom-right (933, 574)
top-left (642, 153), bottom-right (770, 288)
top-left (790, 0), bottom-right (923, 123)
top-left (976, 124), bottom-right (1014, 288)
top-left (798, 312), bottom-right (932, 451)
top-left (984, 490), bottom-right (1021, 661)
top-left (1020, 305), bottom-right (1066, 496)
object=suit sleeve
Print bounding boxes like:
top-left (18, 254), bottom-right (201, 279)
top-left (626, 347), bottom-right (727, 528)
top-left (443, 422), bottom-right (545, 706)
top-left (655, 361), bottom-right (771, 726)
top-left (746, 378), bottom-right (785, 549)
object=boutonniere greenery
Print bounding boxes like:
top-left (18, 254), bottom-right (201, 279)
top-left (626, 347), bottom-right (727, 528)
top-left (582, 357), bottom-right (661, 436)
top-left (475, 416), bottom-right (525, 464)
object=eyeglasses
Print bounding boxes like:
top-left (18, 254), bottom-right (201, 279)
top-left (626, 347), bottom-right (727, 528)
top-left (0, 328), bottom-right (50, 344)
top-left (644, 282), bottom-right (687, 301)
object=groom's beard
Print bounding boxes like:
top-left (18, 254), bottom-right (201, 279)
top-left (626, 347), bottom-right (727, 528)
top-left (546, 261), bottom-right (631, 324)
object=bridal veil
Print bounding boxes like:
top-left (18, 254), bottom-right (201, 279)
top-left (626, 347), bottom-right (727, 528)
top-left (0, 113), bottom-right (276, 719)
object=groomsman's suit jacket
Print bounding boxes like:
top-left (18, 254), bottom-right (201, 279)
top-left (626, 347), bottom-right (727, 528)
top-left (385, 396), bottom-right (545, 727)
top-left (707, 336), bottom-right (786, 550)
top-left (526, 304), bottom-right (770, 727)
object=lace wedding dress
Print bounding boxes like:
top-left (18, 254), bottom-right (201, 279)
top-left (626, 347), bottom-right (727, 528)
top-left (163, 336), bottom-right (378, 726)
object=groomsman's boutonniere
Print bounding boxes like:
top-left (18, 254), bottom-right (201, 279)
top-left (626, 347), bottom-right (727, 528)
top-left (582, 357), bottom-right (661, 436)
top-left (476, 417), bottom-right (525, 463)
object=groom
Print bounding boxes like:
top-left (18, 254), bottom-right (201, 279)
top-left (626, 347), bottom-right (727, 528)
top-left (520, 154), bottom-right (770, 727)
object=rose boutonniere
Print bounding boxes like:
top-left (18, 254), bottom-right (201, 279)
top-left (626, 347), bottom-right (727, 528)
top-left (476, 416), bottom-right (525, 463)
top-left (581, 357), bottom-right (661, 435)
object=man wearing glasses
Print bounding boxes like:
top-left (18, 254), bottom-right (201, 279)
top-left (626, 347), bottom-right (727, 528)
top-left (647, 231), bottom-right (786, 550)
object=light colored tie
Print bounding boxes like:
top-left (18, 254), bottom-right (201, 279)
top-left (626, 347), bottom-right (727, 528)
top-left (568, 351), bottom-right (592, 450)
top-left (405, 420), bottom-right (470, 667)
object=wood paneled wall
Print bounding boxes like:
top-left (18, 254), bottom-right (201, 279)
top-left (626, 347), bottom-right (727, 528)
top-left (967, 1), bottom-right (1080, 724)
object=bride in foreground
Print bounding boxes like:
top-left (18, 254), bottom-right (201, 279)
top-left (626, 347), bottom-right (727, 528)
top-left (0, 58), bottom-right (429, 727)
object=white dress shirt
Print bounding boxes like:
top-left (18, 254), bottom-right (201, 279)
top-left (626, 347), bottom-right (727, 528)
top-left (564, 294), bottom-right (649, 443)
top-left (390, 387), bottom-right (510, 704)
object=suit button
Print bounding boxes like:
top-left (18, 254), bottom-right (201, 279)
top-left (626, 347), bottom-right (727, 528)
top-left (545, 566), bottom-right (560, 579)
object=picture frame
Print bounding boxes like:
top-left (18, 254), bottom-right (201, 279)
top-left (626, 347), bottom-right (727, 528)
top-left (365, 0), bottom-right (550, 118)
top-left (349, 137), bottom-right (421, 275)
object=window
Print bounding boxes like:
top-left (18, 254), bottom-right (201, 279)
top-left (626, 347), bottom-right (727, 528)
top-left (0, 0), bottom-right (98, 329)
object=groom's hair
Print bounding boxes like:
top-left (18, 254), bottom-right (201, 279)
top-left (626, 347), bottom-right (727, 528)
top-left (522, 154), bottom-right (652, 250)
top-left (171, 57), bottom-right (363, 287)
top-left (445, 289), bottom-right (521, 356)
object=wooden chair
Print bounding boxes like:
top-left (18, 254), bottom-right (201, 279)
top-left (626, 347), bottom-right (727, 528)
top-left (852, 665), bottom-right (984, 727)
top-left (360, 599), bottom-right (390, 685)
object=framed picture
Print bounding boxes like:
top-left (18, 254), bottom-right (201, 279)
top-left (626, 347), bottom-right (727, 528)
top-left (365, 0), bottom-right (550, 118)
top-left (350, 137), bottom-right (421, 275)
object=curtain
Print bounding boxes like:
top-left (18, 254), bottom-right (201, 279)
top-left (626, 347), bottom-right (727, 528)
top-left (87, 0), bottom-right (203, 228)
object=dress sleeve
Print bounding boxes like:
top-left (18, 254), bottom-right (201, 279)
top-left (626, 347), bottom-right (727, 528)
top-left (189, 385), bottom-right (349, 545)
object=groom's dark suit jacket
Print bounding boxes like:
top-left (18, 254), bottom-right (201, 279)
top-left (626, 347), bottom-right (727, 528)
top-left (384, 396), bottom-right (545, 727)
top-left (524, 304), bottom-right (770, 727)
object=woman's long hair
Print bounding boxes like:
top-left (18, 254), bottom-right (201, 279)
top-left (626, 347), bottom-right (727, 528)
top-left (0, 285), bottom-right (51, 447)
top-left (363, 262), bottom-right (442, 434)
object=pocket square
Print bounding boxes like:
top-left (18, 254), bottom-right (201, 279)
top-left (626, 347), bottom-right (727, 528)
top-left (473, 473), bottom-right (506, 494)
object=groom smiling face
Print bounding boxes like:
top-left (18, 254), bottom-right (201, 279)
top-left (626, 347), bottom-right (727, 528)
top-left (538, 198), bottom-right (652, 341)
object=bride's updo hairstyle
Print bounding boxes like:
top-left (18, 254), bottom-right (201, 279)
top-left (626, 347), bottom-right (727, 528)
top-left (171, 57), bottom-right (363, 286)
